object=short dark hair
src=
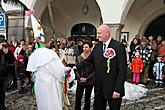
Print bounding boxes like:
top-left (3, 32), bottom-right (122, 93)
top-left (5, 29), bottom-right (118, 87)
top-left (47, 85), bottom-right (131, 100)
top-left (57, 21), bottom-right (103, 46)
top-left (68, 37), bottom-right (73, 41)
top-left (83, 41), bottom-right (93, 48)
top-left (20, 39), bottom-right (26, 42)
top-left (0, 35), bottom-right (5, 43)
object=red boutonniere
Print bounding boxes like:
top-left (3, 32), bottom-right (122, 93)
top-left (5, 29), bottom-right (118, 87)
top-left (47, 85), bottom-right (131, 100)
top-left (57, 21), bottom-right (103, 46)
top-left (103, 48), bottom-right (116, 73)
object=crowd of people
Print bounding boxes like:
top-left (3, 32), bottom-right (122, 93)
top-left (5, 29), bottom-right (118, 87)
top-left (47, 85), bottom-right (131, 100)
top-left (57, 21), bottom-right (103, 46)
top-left (0, 24), bottom-right (165, 110)
top-left (121, 35), bottom-right (165, 87)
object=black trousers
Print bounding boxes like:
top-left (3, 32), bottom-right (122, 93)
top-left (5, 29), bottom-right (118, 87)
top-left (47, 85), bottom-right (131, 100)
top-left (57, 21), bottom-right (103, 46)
top-left (10, 65), bottom-right (17, 87)
top-left (94, 92), bottom-right (122, 110)
top-left (0, 77), bottom-right (7, 110)
top-left (75, 84), bottom-right (93, 110)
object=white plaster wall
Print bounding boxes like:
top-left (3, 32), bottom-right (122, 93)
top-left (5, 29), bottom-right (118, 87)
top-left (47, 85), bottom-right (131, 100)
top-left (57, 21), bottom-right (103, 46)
top-left (96, 0), bottom-right (125, 24)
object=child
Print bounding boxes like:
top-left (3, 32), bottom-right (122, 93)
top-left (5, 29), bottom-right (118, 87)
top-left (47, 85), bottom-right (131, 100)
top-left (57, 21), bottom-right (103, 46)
top-left (153, 56), bottom-right (165, 87)
top-left (130, 51), bottom-right (144, 84)
top-left (16, 54), bottom-right (28, 93)
top-left (162, 64), bottom-right (165, 87)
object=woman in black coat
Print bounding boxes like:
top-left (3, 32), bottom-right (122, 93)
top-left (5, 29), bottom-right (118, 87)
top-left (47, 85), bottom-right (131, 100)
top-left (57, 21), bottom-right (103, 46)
top-left (75, 42), bottom-right (95, 110)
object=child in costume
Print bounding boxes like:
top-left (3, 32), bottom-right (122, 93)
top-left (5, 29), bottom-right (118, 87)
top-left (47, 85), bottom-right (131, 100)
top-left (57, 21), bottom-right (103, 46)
top-left (153, 56), bottom-right (165, 87)
top-left (130, 51), bottom-right (144, 84)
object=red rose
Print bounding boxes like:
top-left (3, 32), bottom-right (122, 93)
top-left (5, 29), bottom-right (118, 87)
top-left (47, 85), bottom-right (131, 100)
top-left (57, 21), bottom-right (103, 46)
top-left (66, 73), bottom-right (71, 78)
top-left (103, 48), bottom-right (116, 59)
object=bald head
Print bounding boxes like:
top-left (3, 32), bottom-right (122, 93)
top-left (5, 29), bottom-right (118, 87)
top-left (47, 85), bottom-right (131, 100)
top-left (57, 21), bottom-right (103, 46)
top-left (97, 24), bottom-right (111, 42)
top-left (98, 24), bottom-right (110, 31)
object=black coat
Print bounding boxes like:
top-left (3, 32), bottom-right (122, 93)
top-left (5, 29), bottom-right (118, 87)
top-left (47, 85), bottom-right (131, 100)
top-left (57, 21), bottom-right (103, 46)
top-left (0, 50), bottom-right (15, 77)
top-left (76, 55), bottom-right (95, 86)
top-left (77, 39), bottom-right (127, 99)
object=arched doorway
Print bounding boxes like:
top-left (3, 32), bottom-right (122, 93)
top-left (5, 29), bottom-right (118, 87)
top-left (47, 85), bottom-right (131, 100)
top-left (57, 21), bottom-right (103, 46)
top-left (144, 14), bottom-right (165, 39)
top-left (71, 23), bottom-right (96, 41)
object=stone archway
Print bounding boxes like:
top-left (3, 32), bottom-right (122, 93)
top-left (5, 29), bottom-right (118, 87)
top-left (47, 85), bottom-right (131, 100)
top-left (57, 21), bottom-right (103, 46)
top-left (120, 0), bottom-right (135, 24)
top-left (122, 0), bottom-right (165, 42)
top-left (138, 7), bottom-right (165, 39)
top-left (71, 23), bottom-right (96, 41)
top-left (144, 14), bottom-right (165, 39)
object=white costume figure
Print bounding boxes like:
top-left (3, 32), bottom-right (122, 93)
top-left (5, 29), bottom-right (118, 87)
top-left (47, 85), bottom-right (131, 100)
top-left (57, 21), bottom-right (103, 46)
top-left (26, 48), bottom-right (74, 110)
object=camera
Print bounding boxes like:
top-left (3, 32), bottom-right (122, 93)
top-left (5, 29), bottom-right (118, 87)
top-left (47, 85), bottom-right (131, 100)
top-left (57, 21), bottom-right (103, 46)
top-left (2, 44), bottom-right (8, 48)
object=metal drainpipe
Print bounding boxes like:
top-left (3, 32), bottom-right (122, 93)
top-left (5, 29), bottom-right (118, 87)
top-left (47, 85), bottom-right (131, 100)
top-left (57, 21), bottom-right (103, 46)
top-left (23, 11), bottom-right (25, 40)
top-left (6, 13), bottom-right (8, 40)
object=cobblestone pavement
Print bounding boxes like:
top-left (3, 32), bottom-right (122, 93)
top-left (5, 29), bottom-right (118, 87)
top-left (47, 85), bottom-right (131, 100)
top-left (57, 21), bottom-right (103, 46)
top-left (5, 81), bottom-right (165, 110)
top-left (6, 89), bottom-right (37, 110)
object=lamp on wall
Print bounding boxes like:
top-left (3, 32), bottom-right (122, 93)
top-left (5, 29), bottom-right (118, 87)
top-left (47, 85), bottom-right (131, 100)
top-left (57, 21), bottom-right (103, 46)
top-left (82, 0), bottom-right (89, 15)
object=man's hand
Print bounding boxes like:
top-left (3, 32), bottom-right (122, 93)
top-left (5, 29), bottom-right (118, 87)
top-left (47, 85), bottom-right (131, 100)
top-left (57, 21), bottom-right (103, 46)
top-left (112, 91), bottom-right (120, 99)
top-left (0, 43), bottom-right (8, 54)
top-left (72, 66), bottom-right (77, 70)
top-left (0, 43), bottom-right (3, 50)
top-left (80, 77), bottom-right (87, 83)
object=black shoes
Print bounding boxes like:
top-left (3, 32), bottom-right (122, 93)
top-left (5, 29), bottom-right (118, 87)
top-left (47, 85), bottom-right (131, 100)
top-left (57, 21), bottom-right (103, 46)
top-left (155, 83), bottom-right (164, 88)
top-left (0, 106), bottom-right (9, 110)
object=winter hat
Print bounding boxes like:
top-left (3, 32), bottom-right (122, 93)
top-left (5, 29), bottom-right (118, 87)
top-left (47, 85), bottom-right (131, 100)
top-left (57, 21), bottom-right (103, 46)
top-left (157, 56), bottom-right (162, 61)
top-left (17, 54), bottom-right (25, 64)
top-left (135, 51), bottom-right (140, 56)
top-left (17, 54), bottom-right (24, 60)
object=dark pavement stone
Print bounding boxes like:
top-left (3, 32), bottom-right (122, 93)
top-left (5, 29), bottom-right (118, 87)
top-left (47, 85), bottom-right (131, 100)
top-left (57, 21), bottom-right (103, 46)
top-left (5, 82), bottom-right (165, 110)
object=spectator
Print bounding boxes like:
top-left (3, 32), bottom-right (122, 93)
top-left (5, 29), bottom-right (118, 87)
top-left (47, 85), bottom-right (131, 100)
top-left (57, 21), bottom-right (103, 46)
top-left (121, 39), bottom-right (130, 65)
top-left (133, 37), bottom-right (152, 84)
top-left (75, 42), bottom-right (94, 110)
top-left (64, 37), bottom-right (79, 67)
top-left (130, 51), bottom-right (144, 84)
top-left (156, 35), bottom-right (162, 46)
top-left (148, 35), bottom-right (157, 79)
top-left (0, 36), bottom-right (15, 110)
top-left (153, 56), bottom-right (165, 88)
top-left (158, 38), bottom-right (165, 62)
top-left (129, 38), bottom-right (140, 62)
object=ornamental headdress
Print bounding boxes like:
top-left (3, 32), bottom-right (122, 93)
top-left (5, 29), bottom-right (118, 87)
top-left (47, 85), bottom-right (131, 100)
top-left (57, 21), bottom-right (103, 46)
top-left (25, 8), bottom-right (45, 49)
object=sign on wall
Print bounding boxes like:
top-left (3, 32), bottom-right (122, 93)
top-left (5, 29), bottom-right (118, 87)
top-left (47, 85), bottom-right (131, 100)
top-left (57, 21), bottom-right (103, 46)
top-left (121, 32), bottom-right (129, 41)
top-left (0, 13), bottom-right (5, 30)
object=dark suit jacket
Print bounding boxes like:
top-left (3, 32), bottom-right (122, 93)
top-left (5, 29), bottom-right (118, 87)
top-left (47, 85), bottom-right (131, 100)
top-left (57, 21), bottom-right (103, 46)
top-left (77, 39), bottom-right (127, 99)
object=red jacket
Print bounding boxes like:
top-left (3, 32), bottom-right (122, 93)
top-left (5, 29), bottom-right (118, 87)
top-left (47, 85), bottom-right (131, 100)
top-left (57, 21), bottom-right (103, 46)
top-left (130, 57), bottom-right (144, 73)
top-left (158, 45), bottom-right (165, 62)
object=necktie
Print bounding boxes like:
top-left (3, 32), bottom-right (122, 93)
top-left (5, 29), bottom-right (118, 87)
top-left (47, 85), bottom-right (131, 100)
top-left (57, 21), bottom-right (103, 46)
top-left (103, 43), bottom-right (106, 53)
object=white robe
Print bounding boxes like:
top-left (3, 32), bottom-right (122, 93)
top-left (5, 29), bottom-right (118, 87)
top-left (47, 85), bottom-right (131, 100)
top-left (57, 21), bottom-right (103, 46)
top-left (26, 48), bottom-right (69, 110)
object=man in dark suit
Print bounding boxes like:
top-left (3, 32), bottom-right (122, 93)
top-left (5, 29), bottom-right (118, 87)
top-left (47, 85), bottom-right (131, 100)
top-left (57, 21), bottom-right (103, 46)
top-left (75, 24), bottom-right (127, 110)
